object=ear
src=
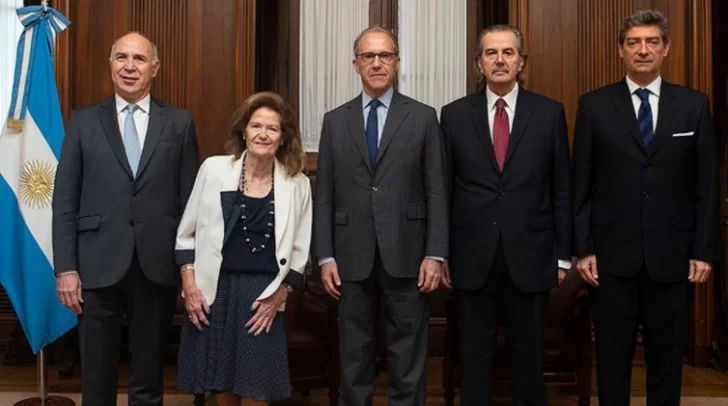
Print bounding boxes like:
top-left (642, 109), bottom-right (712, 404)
top-left (663, 41), bottom-right (670, 57)
top-left (151, 60), bottom-right (160, 78)
top-left (352, 58), bottom-right (360, 75)
top-left (618, 45), bottom-right (624, 59)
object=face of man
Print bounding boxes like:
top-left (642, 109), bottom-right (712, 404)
top-left (619, 25), bottom-right (669, 81)
top-left (352, 32), bottom-right (399, 98)
top-left (477, 31), bottom-right (523, 92)
top-left (110, 33), bottom-right (159, 103)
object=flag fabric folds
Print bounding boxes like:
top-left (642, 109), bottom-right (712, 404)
top-left (0, 5), bottom-right (75, 354)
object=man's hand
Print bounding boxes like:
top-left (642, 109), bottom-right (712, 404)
top-left (321, 262), bottom-right (341, 300)
top-left (688, 259), bottom-right (712, 284)
top-left (558, 268), bottom-right (567, 285)
top-left (56, 271), bottom-right (83, 315)
top-left (418, 258), bottom-right (441, 293)
top-left (441, 260), bottom-right (452, 289)
top-left (576, 255), bottom-right (599, 287)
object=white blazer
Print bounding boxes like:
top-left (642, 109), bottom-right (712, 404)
top-left (175, 152), bottom-right (312, 310)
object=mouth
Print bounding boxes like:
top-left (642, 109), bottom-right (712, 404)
top-left (120, 75), bottom-right (138, 84)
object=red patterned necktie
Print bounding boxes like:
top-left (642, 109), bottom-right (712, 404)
top-left (493, 98), bottom-right (509, 170)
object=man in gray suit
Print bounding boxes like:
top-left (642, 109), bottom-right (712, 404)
top-left (52, 32), bottom-right (199, 406)
top-left (315, 26), bottom-right (449, 405)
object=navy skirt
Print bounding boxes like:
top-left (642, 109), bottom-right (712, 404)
top-left (176, 271), bottom-right (292, 401)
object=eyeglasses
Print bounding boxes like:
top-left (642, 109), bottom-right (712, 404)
top-left (356, 52), bottom-right (398, 64)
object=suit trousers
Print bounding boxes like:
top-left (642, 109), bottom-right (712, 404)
top-left (590, 268), bottom-right (691, 406)
top-left (338, 247), bottom-right (430, 406)
top-left (79, 251), bottom-right (178, 406)
top-left (456, 238), bottom-right (549, 406)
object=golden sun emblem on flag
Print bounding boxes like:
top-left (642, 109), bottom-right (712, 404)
top-left (19, 160), bottom-right (55, 209)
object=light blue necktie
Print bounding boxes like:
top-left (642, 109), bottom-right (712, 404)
top-left (123, 103), bottom-right (142, 177)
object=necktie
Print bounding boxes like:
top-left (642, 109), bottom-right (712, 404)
top-left (366, 99), bottom-right (381, 166)
top-left (493, 98), bottom-right (509, 171)
top-left (635, 88), bottom-right (654, 147)
top-left (124, 103), bottom-right (142, 177)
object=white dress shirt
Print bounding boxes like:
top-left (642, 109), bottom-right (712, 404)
top-left (115, 93), bottom-right (151, 149)
top-left (625, 75), bottom-right (661, 131)
top-left (485, 83), bottom-right (519, 139)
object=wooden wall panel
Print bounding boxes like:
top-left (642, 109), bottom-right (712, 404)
top-left (512, 0), bottom-right (715, 366)
top-left (130, 0), bottom-right (188, 109)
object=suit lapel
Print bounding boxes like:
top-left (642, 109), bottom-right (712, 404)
top-left (375, 92), bottom-right (410, 164)
top-left (273, 158), bottom-right (291, 250)
top-left (136, 99), bottom-right (166, 178)
top-left (470, 93), bottom-right (499, 172)
top-left (647, 81), bottom-right (676, 158)
top-left (612, 80), bottom-right (647, 154)
top-left (504, 90), bottom-right (534, 167)
top-left (343, 95), bottom-right (373, 174)
top-left (99, 98), bottom-right (134, 179)
top-left (222, 156), bottom-right (243, 247)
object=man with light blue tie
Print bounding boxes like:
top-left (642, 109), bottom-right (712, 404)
top-left (52, 32), bottom-right (199, 406)
top-left (573, 10), bottom-right (719, 405)
top-left (314, 26), bottom-right (448, 406)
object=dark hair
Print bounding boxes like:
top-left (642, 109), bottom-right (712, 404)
top-left (619, 10), bottom-right (669, 45)
top-left (474, 24), bottom-right (528, 89)
top-left (226, 91), bottom-right (305, 177)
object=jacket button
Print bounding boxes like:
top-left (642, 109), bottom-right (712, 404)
top-left (280, 258), bottom-right (286, 265)
top-left (129, 221), bottom-right (134, 226)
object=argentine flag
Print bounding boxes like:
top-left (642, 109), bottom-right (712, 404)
top-left (0, 5), bottom-right (76, 354)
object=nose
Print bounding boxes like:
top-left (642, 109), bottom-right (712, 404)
top-left (123, 58), bottom-right (134, 70)
top-left (495, 52), bottom-right (505, 63)
top-left (638, 41), bottom-right (649, 55)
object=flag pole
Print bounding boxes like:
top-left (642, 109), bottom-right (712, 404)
top-left (12, 349), bottom-right (76, 406)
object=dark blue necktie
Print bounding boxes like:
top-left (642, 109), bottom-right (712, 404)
top-left (366, 99), bottom-right (381, 166)
top-left (636, 88), bottom-right (654, 147)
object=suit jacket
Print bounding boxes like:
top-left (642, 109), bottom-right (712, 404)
top-left (572, 79), bottom-right (720, 281)
top-left (52, 97), bottom-right (199, 288)
top-left (314, 91), bottom-right (448, 281)
top-left (440, 88), bottom-right (572, 293)
top-left (174, 153), bottom-right (312, 309)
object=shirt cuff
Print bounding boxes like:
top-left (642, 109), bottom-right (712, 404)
top-left (283, 271), bottom-right (304, 290)
top-left (175, 250), bottom-right (195, 266)
top-left (425, 256), bottom-right (445, 262)
top-left (318, 257), bottom-right (335, 266)
top-left (558, 259), bottom-right (572, 269)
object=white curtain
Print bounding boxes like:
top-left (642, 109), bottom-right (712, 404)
top-left (398, 0), bottom-right (468, 118)
top-left (299, 0), bottom-right (368, 152)
top-left (0, 0), bottom-right (24, 126)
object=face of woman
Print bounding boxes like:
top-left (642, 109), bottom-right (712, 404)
top-left (245, 107), bottom-right (283, 159)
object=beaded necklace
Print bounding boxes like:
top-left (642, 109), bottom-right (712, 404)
top-left (238, 155), bottom-right (275, 253)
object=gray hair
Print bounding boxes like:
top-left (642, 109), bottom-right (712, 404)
top-left (352, 25), bottom-right (399, 55)
top-left (109, 32), bottom-right (159, 63)
top-left (475, 24), bottom-right (528, 88)
top-left (619, 10), bottom-right (669, 44)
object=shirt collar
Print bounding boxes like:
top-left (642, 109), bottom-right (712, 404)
top-left (486, 83), bottom-right (519, 112)
top-left (115, 93), bottom-right (151, 114)
top-left (362, 87), bottom-right (394, 110)
top-left (625, 75), bottom-right (662, 98)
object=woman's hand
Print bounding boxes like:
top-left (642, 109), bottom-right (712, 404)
top-left (183, 281), bottom-right (210, 331)
top-left (246, 285), bottom-right (288, 336)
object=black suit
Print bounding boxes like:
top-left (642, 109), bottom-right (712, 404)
top-left (441, 88), bottom-right (572, 406)
top-left (52, 97), bottom-right (199, 405)
top-left (315, 91), bottom-right (448, 405)
top-left (573, 79), bottom-right (720, 405)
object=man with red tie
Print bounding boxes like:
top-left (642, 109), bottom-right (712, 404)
top-left (440, 25), bottom-right (572, 406)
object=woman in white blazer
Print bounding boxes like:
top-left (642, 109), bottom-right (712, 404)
top-left (174, 92), bottom-right (312, 405)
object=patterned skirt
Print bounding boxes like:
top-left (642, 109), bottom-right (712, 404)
top-left (176, 270), bottom-right (292, 401)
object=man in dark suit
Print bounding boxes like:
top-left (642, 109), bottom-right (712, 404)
top-left (573, 10), bottom-right (720, 405)
top-left (52, 32), bottom-right (199, 405)
top-left (314, 26), bottom-right (448, 406)
top-left (440, 25), bottom-right (572, 406)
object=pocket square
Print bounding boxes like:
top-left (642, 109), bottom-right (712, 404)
top-left (672, 131), bottom-right (694, 137)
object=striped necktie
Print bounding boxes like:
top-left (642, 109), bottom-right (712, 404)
top-left (635, 88), bottom-right (654, 147)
